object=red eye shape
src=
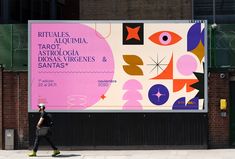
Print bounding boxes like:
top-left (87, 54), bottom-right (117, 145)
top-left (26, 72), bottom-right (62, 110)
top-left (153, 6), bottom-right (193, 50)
top-left (149, 31), bottom-right (182, 46)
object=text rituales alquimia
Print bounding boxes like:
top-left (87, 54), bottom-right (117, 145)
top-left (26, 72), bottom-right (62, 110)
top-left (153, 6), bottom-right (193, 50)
top-left (37, 32), bottom-right (95, 68)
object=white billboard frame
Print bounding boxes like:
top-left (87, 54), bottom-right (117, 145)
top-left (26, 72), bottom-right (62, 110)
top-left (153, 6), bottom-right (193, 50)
top-left (28, 20), bottom-right (208, 113)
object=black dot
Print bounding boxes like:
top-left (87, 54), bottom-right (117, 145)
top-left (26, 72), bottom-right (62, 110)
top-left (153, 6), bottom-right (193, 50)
top-left (162, 36), bottom-right (168, 41)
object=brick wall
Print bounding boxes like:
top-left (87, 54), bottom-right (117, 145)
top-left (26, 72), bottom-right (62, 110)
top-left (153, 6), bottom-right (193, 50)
top-left (2, 72), bottom-right (28, 149)
top-left (208, 72), bottom-right (230, 148)
top-left (79, 0), bottom-right (192, 20)
top-left (63, 0), bottom-right (80, 19)
top-left (3, 72), bottom-right (18, 149)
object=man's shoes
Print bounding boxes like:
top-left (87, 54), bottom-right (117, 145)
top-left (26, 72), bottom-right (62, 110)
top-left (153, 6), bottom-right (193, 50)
top-left (52, 149), bottom-right (60, 157)
top-left (28, 151), bottom-right (37, 157)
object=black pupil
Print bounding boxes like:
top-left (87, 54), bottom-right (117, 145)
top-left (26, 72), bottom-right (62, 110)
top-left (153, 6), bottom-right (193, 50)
top-left (162, 36), bottom-right (168, 41)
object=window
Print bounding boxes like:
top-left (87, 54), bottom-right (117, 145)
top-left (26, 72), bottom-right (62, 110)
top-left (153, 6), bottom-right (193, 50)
top-left (194, 0), bottom-right (235, 24)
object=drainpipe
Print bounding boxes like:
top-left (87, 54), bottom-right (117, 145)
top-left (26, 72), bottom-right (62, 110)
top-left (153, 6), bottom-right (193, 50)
top-left (17, 73), bottom-right (23, 148)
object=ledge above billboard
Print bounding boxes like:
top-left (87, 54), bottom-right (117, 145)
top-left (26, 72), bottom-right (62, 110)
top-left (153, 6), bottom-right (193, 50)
top-left (28, 20), bottom-right (207, 112)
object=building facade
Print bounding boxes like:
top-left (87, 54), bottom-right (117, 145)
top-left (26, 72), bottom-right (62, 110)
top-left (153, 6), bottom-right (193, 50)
top-left (0, 0), bottom-right (235, 149)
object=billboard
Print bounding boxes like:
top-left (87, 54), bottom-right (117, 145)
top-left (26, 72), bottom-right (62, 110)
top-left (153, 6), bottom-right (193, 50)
top-left (29, 20), bottom-right (207, 112)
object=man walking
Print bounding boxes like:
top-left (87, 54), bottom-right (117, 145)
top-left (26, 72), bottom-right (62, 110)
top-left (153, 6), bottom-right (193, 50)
top-left (28, 103), bottom-right (60, 157)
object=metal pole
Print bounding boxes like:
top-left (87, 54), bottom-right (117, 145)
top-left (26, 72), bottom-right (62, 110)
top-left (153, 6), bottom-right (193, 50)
top-left (11, 25), bottom-right (13, 68)
top-left (20, 0), bottom-right (22, 23)
top-left (30, 0), bottom-right (34, 19)
top-left (213, 0), bottom-right (216, 24)
top-left (2, 0), bottom-right (9, 23)
top-left (0, 65), bottom-right (3, 149)
top-left (212, 0), bottom-right (216, 67)
top-left (50, 0), bottom-right (57, 20)
top-left (192, 0), bottom-right (194, 20)
top-left (211, 26), bottom-right (216, 67)
top-left (209, 28), bottom-right (212, 67)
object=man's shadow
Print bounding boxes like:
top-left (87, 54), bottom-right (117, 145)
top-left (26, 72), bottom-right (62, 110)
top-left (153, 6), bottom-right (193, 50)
top-left (55, 154), bottom-right (81, 158)
top-left (39, 154), bottom-right (81, 158)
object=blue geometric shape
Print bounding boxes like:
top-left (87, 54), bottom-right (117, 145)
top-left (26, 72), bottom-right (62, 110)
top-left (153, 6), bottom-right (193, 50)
top-left (148, 84), bottom-right (169, 105)
top-left (173, 97), bottom-right (199, 110)
top-left (187, 23), bottom-right (201, 51)
top-left (187, 97), bottom-right (198, 108)
top-left (172, 97), bottom-right (185, 107)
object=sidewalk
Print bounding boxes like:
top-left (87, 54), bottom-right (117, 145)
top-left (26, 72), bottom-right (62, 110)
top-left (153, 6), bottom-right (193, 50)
top-left (0, 149), bottom-right (235, 159)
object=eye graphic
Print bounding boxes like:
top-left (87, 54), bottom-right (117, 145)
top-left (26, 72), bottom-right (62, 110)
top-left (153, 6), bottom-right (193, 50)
top-left (149, 31), bottom-right (182, 46)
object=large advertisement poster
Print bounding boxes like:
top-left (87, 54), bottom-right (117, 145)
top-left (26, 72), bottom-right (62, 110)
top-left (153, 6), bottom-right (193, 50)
top-left (29, 21), bottom-right (207, 112)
